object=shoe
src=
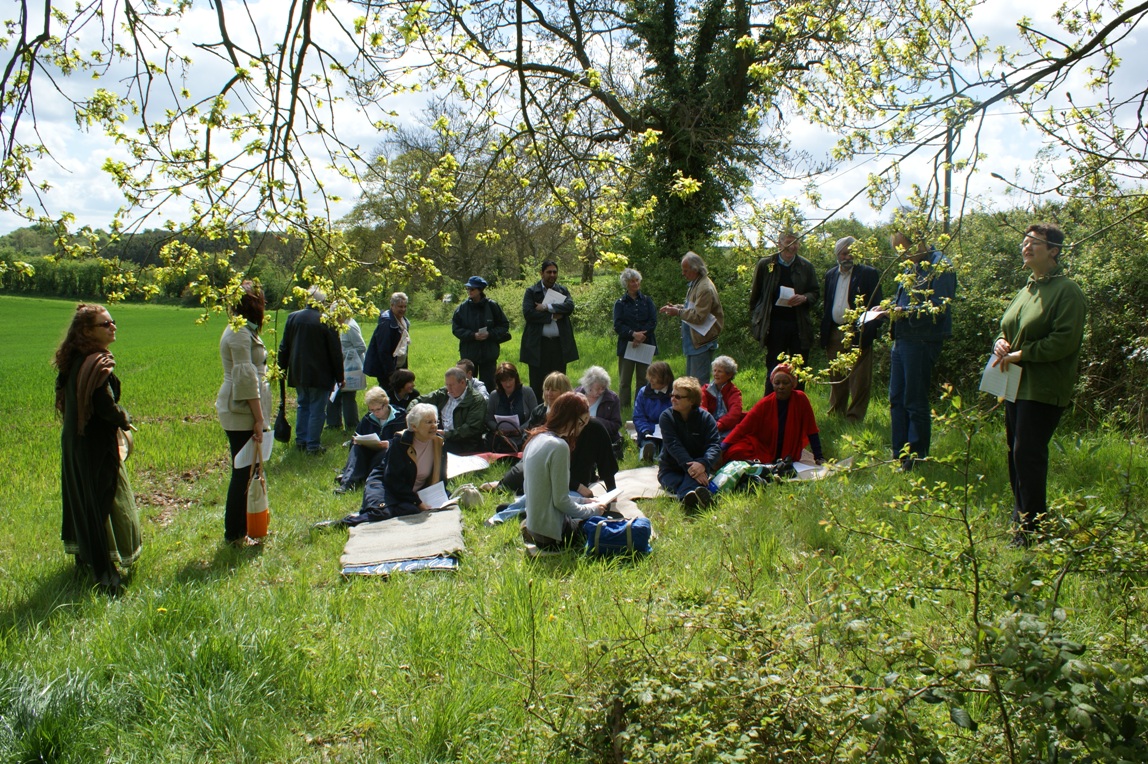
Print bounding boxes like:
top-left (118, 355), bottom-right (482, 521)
top-left (495, 502), bottom-right (511, 512)
top-left (480, 481), bottom-right (500, 492)
top-left (641, 442), bottom-right (655, 462)
top-left (682, 489), bottom-right (699, 511)
top-left (333, 485), bottom-right (351, 495)
top-left (1008, 531), bottom-right (1034, 548)
top-left (695, 485), bottom-right (713, 508)
top-left (899, 458), bottom-right (914, 472)
top-left (306, 446), bottom-right (328, 456)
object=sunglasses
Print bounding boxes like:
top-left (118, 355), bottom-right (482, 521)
top-left (97, 319), bottom-right (116, 328)
top-left (670, 393), bottom-right (687, 400)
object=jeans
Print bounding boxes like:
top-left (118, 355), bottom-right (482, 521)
top-left (685, 350), bottom-right (713, 385)
top-left (295, 386), bottom-right (329, 451)
top-left (488, 490), bottom-right (585, 525)
top-left (1005, 399), bottom-right (1064, 532)
top-left (889, 339), bottom-right (942, 460)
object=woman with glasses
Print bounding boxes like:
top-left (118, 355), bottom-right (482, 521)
top-left (56, 303), bottom-right (141, 593)
top-left (334, 386), bottom-right (405, 495)
top-left (657, 376), bottom-right (722, 510)
top-left (520, 392), bottom-right (606, 551)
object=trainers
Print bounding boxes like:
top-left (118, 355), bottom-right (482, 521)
top-left (641, 442), bottom-right (656, 462)
top-left (682, 489), bottom-right (699, 511)
top-left (695, 485), bottom-right (713, 508)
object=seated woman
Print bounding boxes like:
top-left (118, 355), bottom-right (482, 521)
top-left (485, 362), bottom-right (538, 453)
top-left (658, 376), bottom-right (722, 510)
top-left (351, 403), bottom-right (446, 524)
top-left (634, 361), bottom-right (674, 462)
top-left (334, 386), bottom-right (405, 494)
top-left (722, 364), bottom-right (823, 465)
top-left (576, 365), bottom-right (624, 457)
top-left (520, 392), bottom-right (605, 550)
top-left (389, 369), bottom-right (420, 411)
top-left (488, 372), bottom-right (617, 521)
top-left (701, 355), bottom-right (745, 437)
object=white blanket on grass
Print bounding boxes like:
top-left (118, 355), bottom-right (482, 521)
top-left (340, 508), bottom-right (465, 567)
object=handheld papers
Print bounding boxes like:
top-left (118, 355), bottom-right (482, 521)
top-left (623, 342), bottom-right (656, 365)
top-left (446, 452), bottom-right (492, 479)
top-left (233, 435), bottom-right (274, 469)
top-left (352, 432), bottom-right (383, 446)
top-left (416, 481), bottom-right (457, 510)
top-left (541, 288), bottom-right (568, 308)
top-left (494, 414), bottom-right (521, 431)
top-left (683, 312), bottom-right (717, 336)
top-left (979, 355), bottom-right (1022, 402)
top-left (775, 286), bottom-right (795, 307)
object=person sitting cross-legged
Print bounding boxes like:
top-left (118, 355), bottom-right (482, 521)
top-left (415, 366), bottom-right (487, 454)
top-left (658, 376), bottom-right (722, 511)
top-left (722, 363), bottom-right (823, 465)
top-left (348, 403), bottom-right (446, 525)
top-left (334, 386), bottom-right (405, 495)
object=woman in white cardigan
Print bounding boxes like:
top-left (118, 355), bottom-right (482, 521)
top-left (215, 282), bottom-right (272, 546)
top-left (520, 392), bottom-right (605, 550)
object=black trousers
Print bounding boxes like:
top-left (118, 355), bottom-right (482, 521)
top-left (1004, 399), bottom-right (1064, 532)
top-left (529, 337), bottom-right (567, 395)
top-left (225, 429), bottom-right (255, 542)
top-left (764, 320), bottom-right (807, 393)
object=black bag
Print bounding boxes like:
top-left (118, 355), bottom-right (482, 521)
top-left (273, 377), bottom-right (291, 443)
top-left (583, 516), bottom-right (652, 555)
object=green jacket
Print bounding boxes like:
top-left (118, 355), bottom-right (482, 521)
top-left (997, 266), bottom-right (1086, 407)
top-left (415, 385), bottom-right (488, 445)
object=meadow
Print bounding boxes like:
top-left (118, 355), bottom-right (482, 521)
top-left (1, 295), bottom-right (1145, 763)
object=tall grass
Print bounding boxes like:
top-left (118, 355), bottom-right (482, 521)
top-left (0, 295), bottom-right (1143, 762)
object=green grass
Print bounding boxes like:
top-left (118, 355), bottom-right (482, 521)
top-left (1, 295), bottom-right (1145, 762)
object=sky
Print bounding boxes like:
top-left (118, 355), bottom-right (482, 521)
top-left (0, 0), bottom-right (1142, 237)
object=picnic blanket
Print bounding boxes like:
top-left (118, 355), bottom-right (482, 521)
top-left (341, 508), bottom-right (465, 576)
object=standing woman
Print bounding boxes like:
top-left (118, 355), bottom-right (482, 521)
top-left (326, 305), bottom-right (367, 432)
top-left (520, 392), bottom-right (603, 551)
top-left (613, 267), bottom-right (657, 407)
top-left (55, 303), bottom-right (141, 592)
top-left (216, 282), bottom-right (272, 546)
top-left (992, 223), bottom-right (1086, 545)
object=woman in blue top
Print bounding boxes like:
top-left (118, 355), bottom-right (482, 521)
top-left (633, 361), bottom-right (674, 462)
top-left (613, 267), bottom-right (658, 407)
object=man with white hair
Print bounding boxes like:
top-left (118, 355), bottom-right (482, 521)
top-left (820, 236), bottom-right (884, 423)
top-left (415, 366), bottom-right (487, 454)
top-left (278, 285), bottom-right (343, 454)
top-left (659, 251), bottom-right (724, 384)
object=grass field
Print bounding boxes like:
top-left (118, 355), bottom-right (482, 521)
top-left (1, 294), bottom-right (1145, 762)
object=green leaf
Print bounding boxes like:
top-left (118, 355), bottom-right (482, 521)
top-left (949, 706), bottom-right (977, 731)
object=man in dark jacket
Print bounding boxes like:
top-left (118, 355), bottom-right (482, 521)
top-left (821, 237), bottom-right (884, 423)
top-left (451, 276), bottom-right (511, 391)
top-left (749, 232), bottom-right (820, 392)
top-left (363, 292), bottom-right (410, 396)
top-left (279, 286), bottom-right (343, 454)
top-left (520, 260), bottom-right (578, 394)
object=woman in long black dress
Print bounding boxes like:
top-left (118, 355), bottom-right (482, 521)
top-left (55, 303), bottom-right (140, 592)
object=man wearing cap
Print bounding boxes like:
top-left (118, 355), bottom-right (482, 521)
top-left (451, 276), bottom-right (511, 392)
top-left (821, 237), bottom-right (884, 423)
top-left (520, 260), bottom-right (579, 395)
top-left (749, 232), bottom-right (820, 392)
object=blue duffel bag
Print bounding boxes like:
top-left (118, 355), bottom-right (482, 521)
top-left (582, 515), bottom-right (652, 555)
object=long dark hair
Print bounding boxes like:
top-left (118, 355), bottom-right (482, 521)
top-left (53, 303), bottom-right (109, 413)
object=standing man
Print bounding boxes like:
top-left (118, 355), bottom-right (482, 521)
top-left (452, 276), bottom-right (511, 392)
top-left (749, 231), bottom-right (820, 392)
top-left (887, 229), bottom-right (957, 469)
top-left (821, 236), bottom-right (884, 423)
top-left (363, 292), bottom-right (410, 397)
top-left (659, 251), bottom-right (724, 384)
top-left (278, 286), bottom-right (343, 455)
top-left (521, 260), bottom-right (578, 395)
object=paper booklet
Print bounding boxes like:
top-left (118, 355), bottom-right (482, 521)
top-left (352, 432), bottom-right (383, 445)
top-left (683, 312), bottom-right (717, 336)
top-left (417, 481), bottom-right (458, 510)
top-left (623, 342), bottom-right (656, 365)
top-left (233, 435), bottom-right (274, 469)
top-left (979, 354), bottom-right (1022, 402)
top-left (775, 286), bottom-right (795, 306)
top-left (541, 287), bottom-right (567, 308)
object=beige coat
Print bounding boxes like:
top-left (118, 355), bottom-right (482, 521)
top-left (216, 323), bottom-right (272, 431)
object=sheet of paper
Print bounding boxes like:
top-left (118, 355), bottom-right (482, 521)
top-left (233, 435), bottom-right (274, 469)
top-left (446, 452), bottom-right (491, 479)
top-left (979, 354), bottom-right (1022, 402)
top-left (541, 288), bottom-right (567, 308)
top-left (591, 487), bottom-right (624, 506)
top-left (329, 383), bottom-right (341, 403)
top-left (775, 286), bottom-right (795, 307)
top-left (860, 308), bottom-right (884, 324)
top-left (494, 414), bottom-right (521, 431)
top-left (683, 312), bottom-right (717, 336)
top-left (352, 432), bottom-right (383, 445)
top-left (416, 481), bottom-right (456, 509)
top-left (651, 424), bottom-right (662, 440)
top-left (623, 342), bottom-right (656, 365)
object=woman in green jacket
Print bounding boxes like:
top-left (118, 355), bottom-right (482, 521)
top-left (992, 223), bottom-right (1086, 545)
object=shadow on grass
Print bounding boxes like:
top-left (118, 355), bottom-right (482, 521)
top-left (0, 565), bottom-right (99, 632)
top-left (172, 542), bottom-right (264, 585)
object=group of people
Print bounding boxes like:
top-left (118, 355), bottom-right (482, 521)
top-left (53, 221), bottom-right (1084, 588)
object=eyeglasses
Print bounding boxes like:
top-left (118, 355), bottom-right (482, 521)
top-left (670, 393), bottom-right (687, 400)
top-left (97, 320), bottom-right (116, 328)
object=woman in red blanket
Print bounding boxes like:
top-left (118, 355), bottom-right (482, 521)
top-left (722, 364), bottom-right (823, 464)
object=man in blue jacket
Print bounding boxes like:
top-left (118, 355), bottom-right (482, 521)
top-left (278, 286), bottom-right (343, 454)
top-left (887, 230), bottom-right (957, 469)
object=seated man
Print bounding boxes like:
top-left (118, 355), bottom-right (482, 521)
top-left (415, 366), bottom-right (487, 454)
top-left (457, 358), bottom-right (489, 400)
top-left (722, 363), bottom-right (823, 465)
top-left (334, 386), bottom-right (406, 494)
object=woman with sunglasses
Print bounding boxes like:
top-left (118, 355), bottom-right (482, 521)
top-left (520, 392), bottom-right (606, 551)
top-left (657, 376), bottom-right (722, 510)
top-left (55, 304), bottom-right (141, 593)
